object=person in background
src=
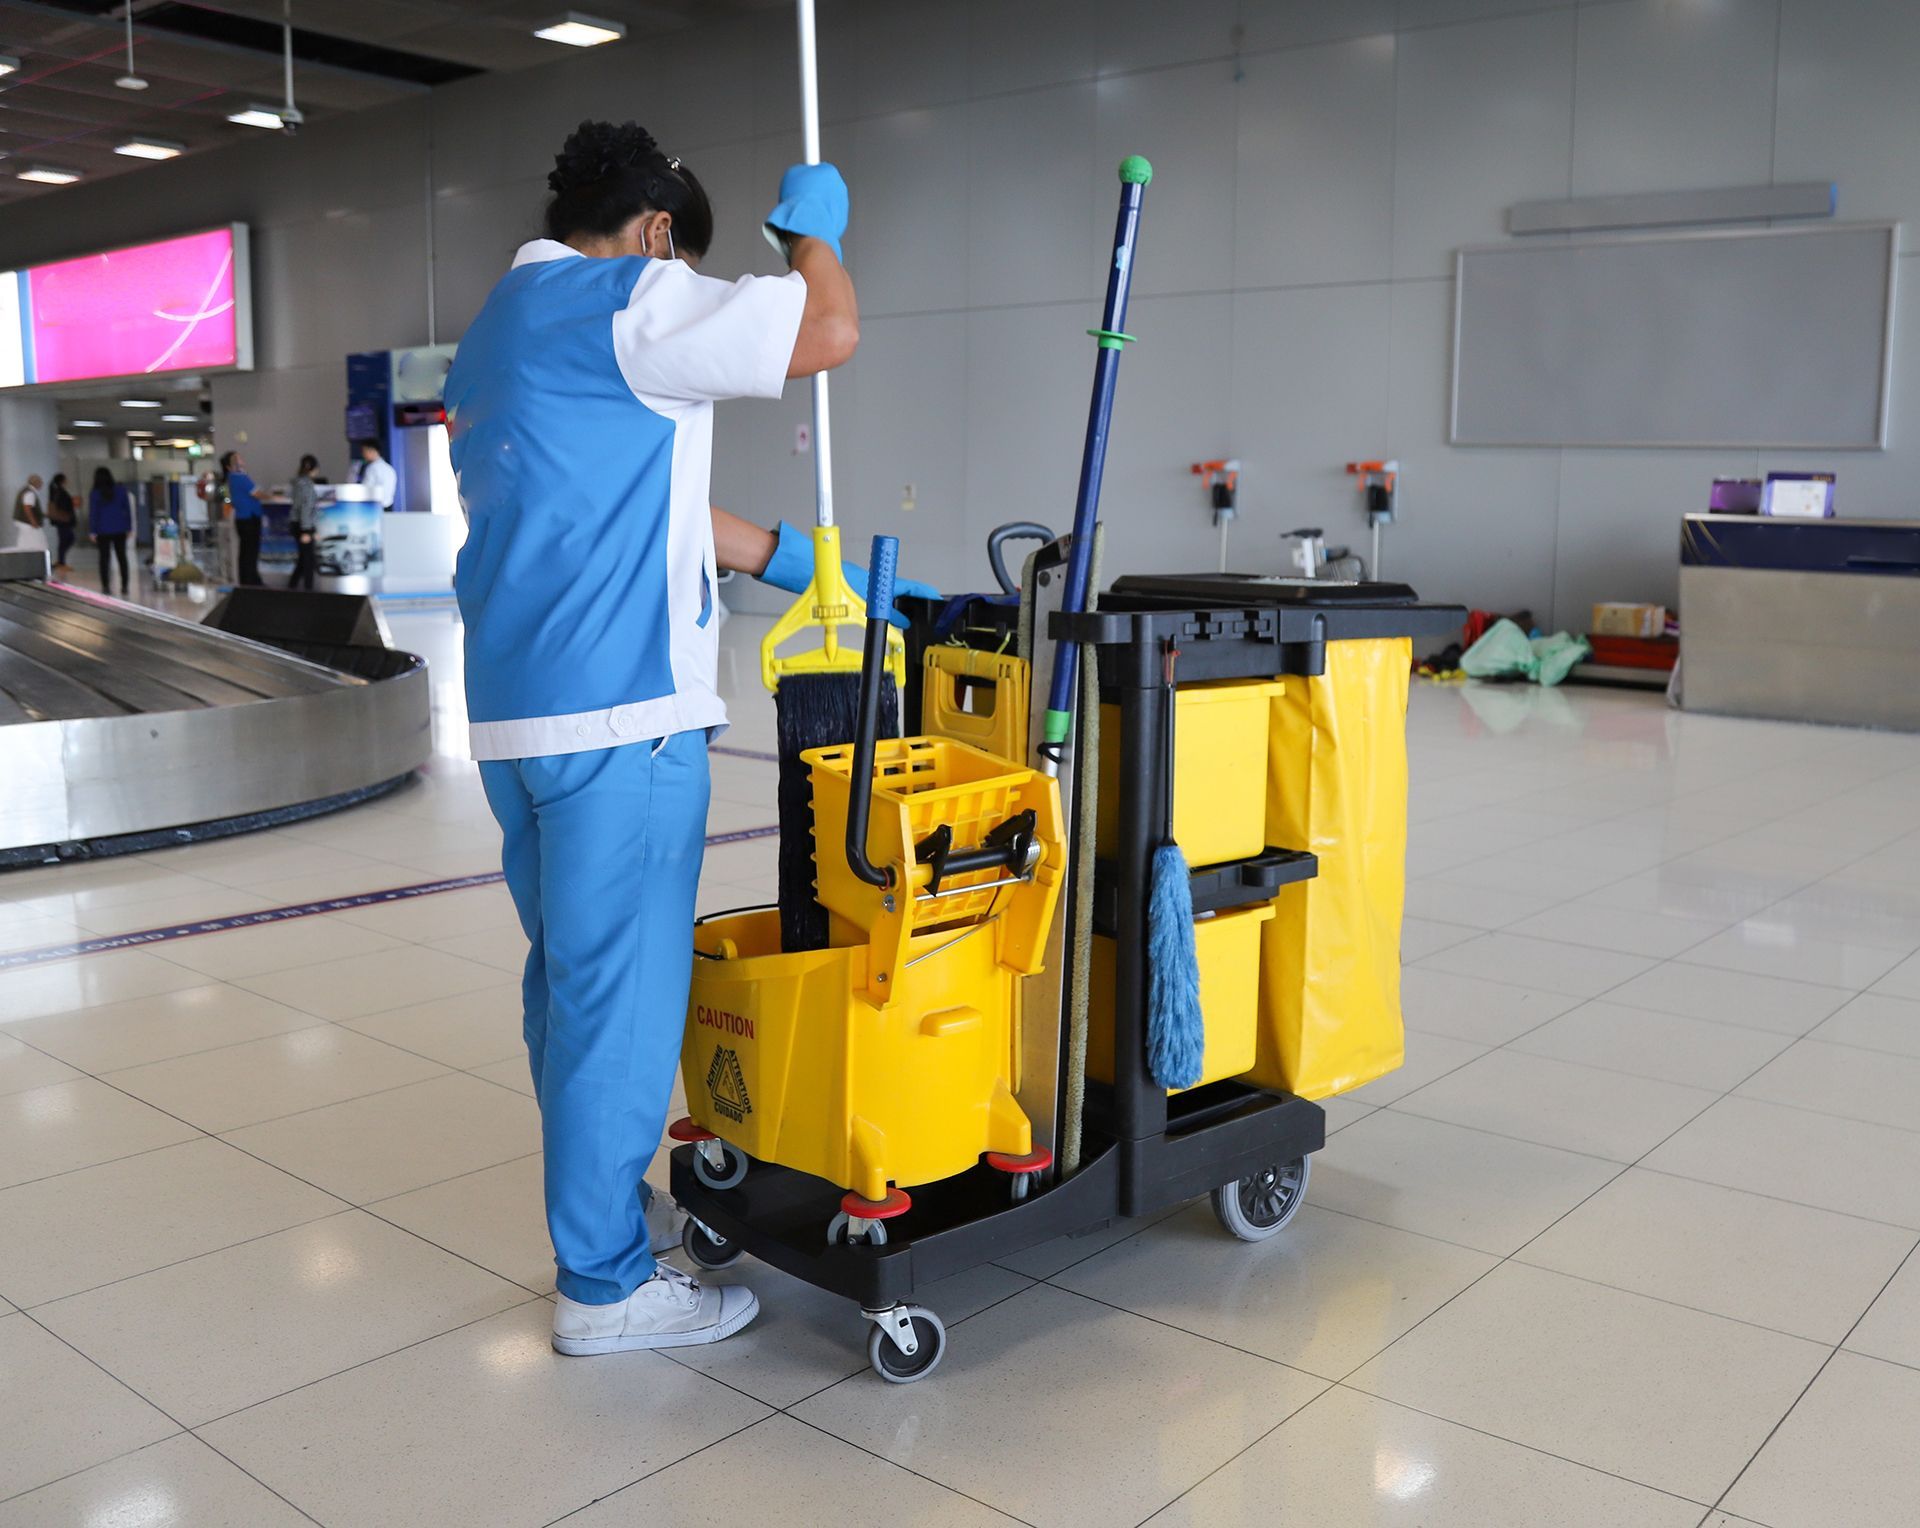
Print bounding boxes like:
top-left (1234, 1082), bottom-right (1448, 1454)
top-left (47, 473), bottom-right (77, 574)
top-left (288, 453), bottom-right (320, 591)
top-left (88, 466), bottom-right (134, 596)
top-left (353, 439), bottom-right (397, 510)
top-left (11, 473), bottom-right (46, 557)
top-left (222, 450), bottom-right (264, 586)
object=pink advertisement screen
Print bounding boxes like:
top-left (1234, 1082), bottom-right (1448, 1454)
top-left (26, 228), bottom-right (240, 384)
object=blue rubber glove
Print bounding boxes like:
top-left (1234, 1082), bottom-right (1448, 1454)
top-left (763, 162), bottom-right (849, 262)
top-left (754, 521), bottom-right (938, 629)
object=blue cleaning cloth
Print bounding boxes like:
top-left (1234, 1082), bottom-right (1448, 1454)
top-left (764, 162), bottom-right (849, 261)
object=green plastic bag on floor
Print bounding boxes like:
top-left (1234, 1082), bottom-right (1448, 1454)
top-left (1459, 618), bottom-right (1536, 680)
top-left (1530, 630), bottom-right (1591, 687)
top-left (1459, 618), bottom-right (1591, 687)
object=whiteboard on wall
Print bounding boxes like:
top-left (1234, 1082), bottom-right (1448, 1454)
top-left (1450, 223), bottom-right (1897, 449)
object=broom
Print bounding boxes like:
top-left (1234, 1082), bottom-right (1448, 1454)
top-left (763, 0), bottom-right (904, 952)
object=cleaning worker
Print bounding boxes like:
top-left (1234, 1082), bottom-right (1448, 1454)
top-left (446, 119), bottom-right (931, 1355)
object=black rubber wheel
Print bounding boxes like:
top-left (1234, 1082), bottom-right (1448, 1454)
top-left (826, 1211), bottom-right (889, 1247)
top-left (1211, 1155), bottom-right (1311, 1242)
top-left (681, 1217), bottom-right (743, 1270)
top-left (691, 1140), bottom-right (748, 1192)
top-left (867, 1307), bottom-right (946, 1384)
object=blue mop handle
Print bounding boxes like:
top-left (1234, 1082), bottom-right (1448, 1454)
top-left (865, 533), bottom-right (898, 626)
top-left (1039, 155), bottom-right (1153, 773)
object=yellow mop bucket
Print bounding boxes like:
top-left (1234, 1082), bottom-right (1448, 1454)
top-left (681, 909), bottom-right (1031, 1202)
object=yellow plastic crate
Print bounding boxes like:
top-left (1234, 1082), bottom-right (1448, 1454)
top-left (681, 909), bottom-right (1031, 1202)
top-left (806, 736), bottom-right (1064, 1002)
top-left (922, 646), bottom-right (1030, 762)
top-left (1086, 900), bottom-right (1277, 1092)
top-left (1097, 678), bottom-right (1285, 868)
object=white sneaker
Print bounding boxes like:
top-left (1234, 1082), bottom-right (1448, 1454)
top-left (551, 1265), bottom-right (759, 1355)
top-left (645, 1195), bottom-right (687, 1256)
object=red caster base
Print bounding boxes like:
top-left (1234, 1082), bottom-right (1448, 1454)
top-left (828, 1187), bottom-right (911, 1248)
top-left (986, 1147), bottom-right (1052, 1201)
top-left (668, 1117), bottom-right (715, 1144)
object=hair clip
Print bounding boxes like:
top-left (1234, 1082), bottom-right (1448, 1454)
top-left (667, 157), bottom-right (681, 172)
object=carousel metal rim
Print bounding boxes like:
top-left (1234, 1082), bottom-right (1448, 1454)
top-left (0, 575), bottom-right (433, 857)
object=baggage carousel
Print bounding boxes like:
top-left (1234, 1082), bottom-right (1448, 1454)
top-left (0, 549), bottom-right (431, 866)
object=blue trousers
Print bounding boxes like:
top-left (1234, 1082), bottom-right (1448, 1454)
top-left (480, 732), bottom-right (710, 1304)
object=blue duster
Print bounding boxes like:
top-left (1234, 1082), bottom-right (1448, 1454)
top-left (1146, 841), bottom-right (1205, 1090)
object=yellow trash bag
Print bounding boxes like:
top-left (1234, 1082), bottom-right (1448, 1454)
top-left (1244, 637), bottom-right (1411, 1099)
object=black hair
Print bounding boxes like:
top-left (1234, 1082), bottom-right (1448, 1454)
top-left (354, 438), bottom-right (378, 455)
top-left (219, 450), bottom-right (239, 476)
top-left (49, 472), bottom-right (65, 489)
top-left (544, 120), bottom-right (713, 258)
top-left (92, 465), bottom-right (115, 493)
top-left (298, 454), bottom-right (318, 474)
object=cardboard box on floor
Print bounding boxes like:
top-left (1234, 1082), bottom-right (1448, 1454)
top-left (1592, 602), bottom-right (1666, 638)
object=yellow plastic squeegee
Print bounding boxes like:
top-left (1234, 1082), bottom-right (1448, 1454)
top-left (760, 523), bottom-right (907, 693)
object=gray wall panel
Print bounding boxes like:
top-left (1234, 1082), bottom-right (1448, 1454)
top-left (966, 84), bottom-right (1098, 308)
top-left (848, 106), bottom-right (972, 318)
top-left (1391, 9), bottom-right (1576, 279)
top-left (1095, 63), bottom-right (1238, 299)
top-left (1571, 0), bottom-right (1779, 197)
top-left (1229, 284), bottom-right (1392, 557)
top-left (1775, 0), bottom-right (1920, 240)
top-left (1233, 36), bottom-right (1397, 290)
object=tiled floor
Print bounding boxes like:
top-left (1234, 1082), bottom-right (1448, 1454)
top-left (3, 606), bottom-right (1920, 1526)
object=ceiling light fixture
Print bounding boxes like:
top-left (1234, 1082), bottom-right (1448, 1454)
top-left (116, 2), bottom-right (147, 89)
top-left (0, 56), bottom-right (20, 78)
top-left (160, 413), bottom-right (200, 423)
top-left (533, 12), bottom-right (626, 47)
top-left (227, 103), bottom-right (286, 129)
top-left (70, 419), bottom-right (106, 428)
top-left (120, 398), bottom-right (164, 408)
top-left (125, 429), bottom-right (155, 437)
top-left (115, 136), bottom-right (183, 160)
top-left (17, 165), bottom-right (82, 185)
top-left (57, 433), bottom-right (76, 442)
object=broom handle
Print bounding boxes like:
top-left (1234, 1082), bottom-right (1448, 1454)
top-left (1038, 157), bottom-right (1151, 776)
top-left (796, 0), bottom-right (834, 531)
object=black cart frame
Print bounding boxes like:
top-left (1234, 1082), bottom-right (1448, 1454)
top-left (672, 591), bottom-right (1463, 1369)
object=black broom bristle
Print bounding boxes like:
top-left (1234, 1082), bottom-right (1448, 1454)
top-left (775, 671), bottom-right (899, 953)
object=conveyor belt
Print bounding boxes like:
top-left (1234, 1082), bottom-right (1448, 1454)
top-left (0, 583), bottom-right (353, 723)
top-left (0, 568), bottom-right (430, 863)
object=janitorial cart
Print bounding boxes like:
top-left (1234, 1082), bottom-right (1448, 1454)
top-left (670, 77), bottom-right (1463, 1376)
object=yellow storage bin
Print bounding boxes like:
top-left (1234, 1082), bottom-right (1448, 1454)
top-left (922, 646), bottom-right (1030, 762)
top-left (1243, 637), bottom-right (1411, 1100)
top-left (807, 736), bottom-right (1064, 999)
top-left (1086, 900), bottom-right (1277, 1092)
top-left (1097, 679), bottom-right (1285, 868)
top-left (681, 909), bottom-right (1032, 1203)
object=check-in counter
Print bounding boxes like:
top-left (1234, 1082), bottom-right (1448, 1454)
top-left (1680, 513), bottom-right (1920, 731)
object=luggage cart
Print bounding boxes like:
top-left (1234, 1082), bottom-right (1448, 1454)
top-left (672, 576), bottom-right (1463, 1382)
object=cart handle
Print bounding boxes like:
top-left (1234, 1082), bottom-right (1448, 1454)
top-left (987, 521), bottom-right (1057, 597)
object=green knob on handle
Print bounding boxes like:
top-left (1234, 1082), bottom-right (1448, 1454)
top-left (1118, 154), bottom-right (1153, 186)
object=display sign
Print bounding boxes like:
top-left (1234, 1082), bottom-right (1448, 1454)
top-left (0, 224), bottom-right (252, 389)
